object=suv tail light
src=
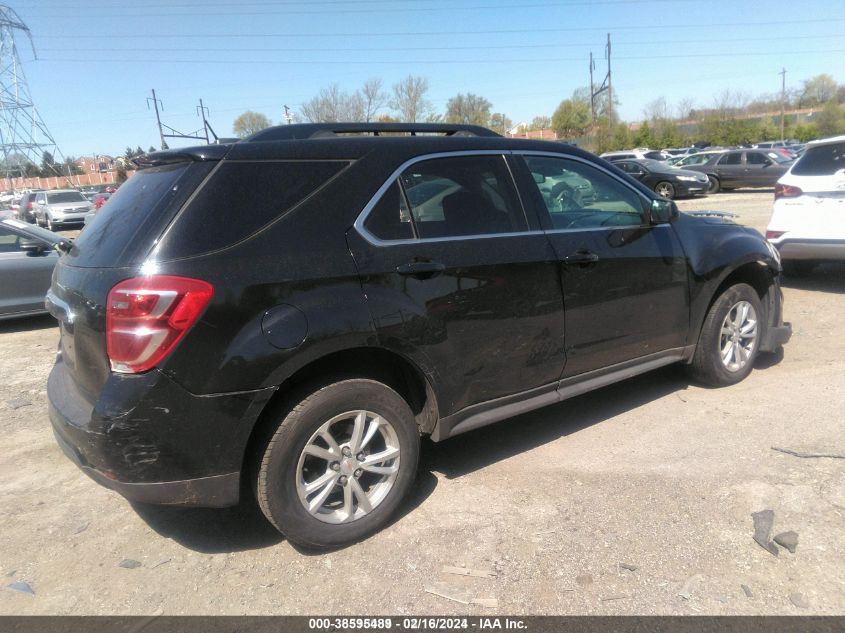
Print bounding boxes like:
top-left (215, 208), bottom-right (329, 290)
top-left (774, 183), bottom-right (802, 200)
top-left (26, 201), bottom-right (33, 209)
top-left (765, 230), bottom-right (785, 240)
top-left (106, 276), bottom-right (213, 374)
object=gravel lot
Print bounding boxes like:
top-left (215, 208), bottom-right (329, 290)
top-left (1, 190), bottom-right (843, 615)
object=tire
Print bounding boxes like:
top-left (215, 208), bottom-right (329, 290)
top-left (706, 176), bottom-right (721, 194)
top-left (46, 216), bottom-right (56, 231)
top-left (688, 283), bottom-right (763, 387)
top-left (256, 378), bottom-right (420, 549)
top-left (782, 260), bottom-right (815, 277)
top-left (654, 181), bottom-right (676, 199)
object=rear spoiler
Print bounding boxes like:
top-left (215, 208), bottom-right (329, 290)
top-left (132, 144), bottom-right (232, 168)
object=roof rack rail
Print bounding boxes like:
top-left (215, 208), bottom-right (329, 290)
top-left (247, 122), bottom-right (500, 142)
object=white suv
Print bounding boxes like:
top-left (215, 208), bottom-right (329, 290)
top-left (766, 135), bottom-right (845, 276)
top-left (600, 148), bottom-right (672, 162)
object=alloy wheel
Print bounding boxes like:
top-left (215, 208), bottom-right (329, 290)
top-left (719, 300), bottom-right (757, 372)
top-left (295, 410), bottom-right (401, 524)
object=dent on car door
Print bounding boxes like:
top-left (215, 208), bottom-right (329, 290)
top-left (347, 153), bottom-right (566, 416)
top-left (0, 225), bottom-right (57, 315)
top-left (514, 154), bottom-right (690, 377)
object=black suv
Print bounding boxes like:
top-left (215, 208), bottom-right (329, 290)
top-left (46, 123), bottom-right (791, 548)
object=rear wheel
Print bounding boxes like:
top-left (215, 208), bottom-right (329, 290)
top-left (707, 176), bottom-right (721, 194)
top-left (688, 283), bottom-right (762, 386)
top-left (782, 260), bottom-right (816, 277)
top-left (654, 181), bottom-right (676, 199)
top-left (256, 378), bottom-right (420, 549)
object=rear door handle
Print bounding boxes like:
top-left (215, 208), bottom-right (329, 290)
top-left (563, 250), bottom-right (599, 265)
top-left (396, 261), bottom-right (446, 278)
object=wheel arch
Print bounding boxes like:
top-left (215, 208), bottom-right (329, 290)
top-left (690, 260), bottom-right (778, 359)
top-left (240, 346), bottom-right (438, 488)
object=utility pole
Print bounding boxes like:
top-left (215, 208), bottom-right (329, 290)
top-left (589, 33), bottom-right (612, 141)
top-left (283, 104), bottom-right (294, 124)
top-left (147, 89), bottom-right (167, 150)
top-left (589, 52), bottom-right (596, 122)
top-left (779, 67), bottom-right (786, 141)
top-left (606, 33), bottom-right (612, 126)
top-left (196, 98), bottom-right (210, 143)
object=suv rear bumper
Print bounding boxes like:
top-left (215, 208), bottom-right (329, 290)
top-left (47, 356), bottom-right (275, 508)
top-left (771, 238), bottom-right (845, 261)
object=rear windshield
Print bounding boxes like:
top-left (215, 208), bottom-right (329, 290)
top-left (792, 142), bottom-right (845, 176)
top-left (48, 191), bottom-right (87, 204)
top-left (70, 162), bottom-right (213, 268)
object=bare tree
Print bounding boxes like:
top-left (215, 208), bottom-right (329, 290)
top-left (300, 84), bottom-right (365, 122)
top-left (530, 115), bottom-right (551, 130)
top-left (390, 75), bottom-right (433, 122)
top-left (361, 78), bottom-right (387, 122)
top-left (675, 97), bottom-right (695, 121)
top-left (643, 97), bottom-right (669, 122)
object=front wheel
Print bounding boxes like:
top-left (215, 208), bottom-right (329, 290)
top-left (707, 176), bottom-right (721, 194)
top-left (256, 378), bottom-right (420, 549)
top-left (46, 216), bottom-right (57, 231)
top-left (654, 181), bottom-right (676, 199)
top-left (688, 283), bottom-right (763, 387)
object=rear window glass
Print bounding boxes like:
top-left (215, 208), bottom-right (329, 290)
top-left (159, 161), bottom-right (349, 258)
top-left (71, 162), bottom-right (201, 267)
top-left (47, 191), bottom-right (87, 204)
top-left (792, 143), bottom-right (845, 176)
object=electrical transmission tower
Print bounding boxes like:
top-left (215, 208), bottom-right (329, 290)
top-left (0, 5), bottom-right (69, 183)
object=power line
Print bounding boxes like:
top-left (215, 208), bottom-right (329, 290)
top-left (32, 33), bottom-right (842, 54)
top-left (38, 48), bottom-right (845, 66)
top-left (19, 0), bottom-right (704, 17)
top-left (34, 18), bottom-right (845, 38)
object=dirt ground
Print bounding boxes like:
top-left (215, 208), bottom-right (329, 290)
top-left (1, 190), bottom-right (843, 615)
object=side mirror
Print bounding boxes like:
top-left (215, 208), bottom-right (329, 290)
top-left (650, 198), bottom-right (679, 224)
top-left (20, 239), bottom-right (48, 254)
top-left (532, 172), bottom-right (546, 184)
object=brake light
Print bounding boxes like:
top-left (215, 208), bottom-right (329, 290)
top-left (106, 276), bottom-right (213, 373)
top-left (774, 183), bottom-right (802, 200)
top-left (765, 230), bottom-right (785, 240)
top-left (26, 201), bottom-right (33, 209)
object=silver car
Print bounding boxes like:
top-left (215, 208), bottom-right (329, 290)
top-left (0, 218), bottom-right (66, 320)
top-left (33, 189), bottom-right (93, 231)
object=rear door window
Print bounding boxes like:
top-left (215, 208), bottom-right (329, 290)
top-left (792, 143), bottom-right (845, 176)
top-left (718, 153), bottom-right (742, 166)
top-left (745, 152), bottom-right (771, 165)
top-left (398, 155), bottom-right (527, 239)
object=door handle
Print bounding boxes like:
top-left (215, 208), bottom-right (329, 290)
top-left (396, 261), bottom-right (446, 278)
top-left (563, 250), bottom-right (599, 265)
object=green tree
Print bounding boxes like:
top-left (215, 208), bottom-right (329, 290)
top-left (489, 112), bottom-right (513, 135)
top-left (63, 157), bottom-right (84, 176)
top-left (445, 93), bottom-right (492, 126)
top-left (232, 111), bottom-right (272, 138)
top-left (551, 96), bottom-right (590, 139)
top-left (610, 122), bottom-right (633, 151)
top-left (815, 101), bottom-right (844, 137)
top-left (634, 121), bottom-right (655, 147)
